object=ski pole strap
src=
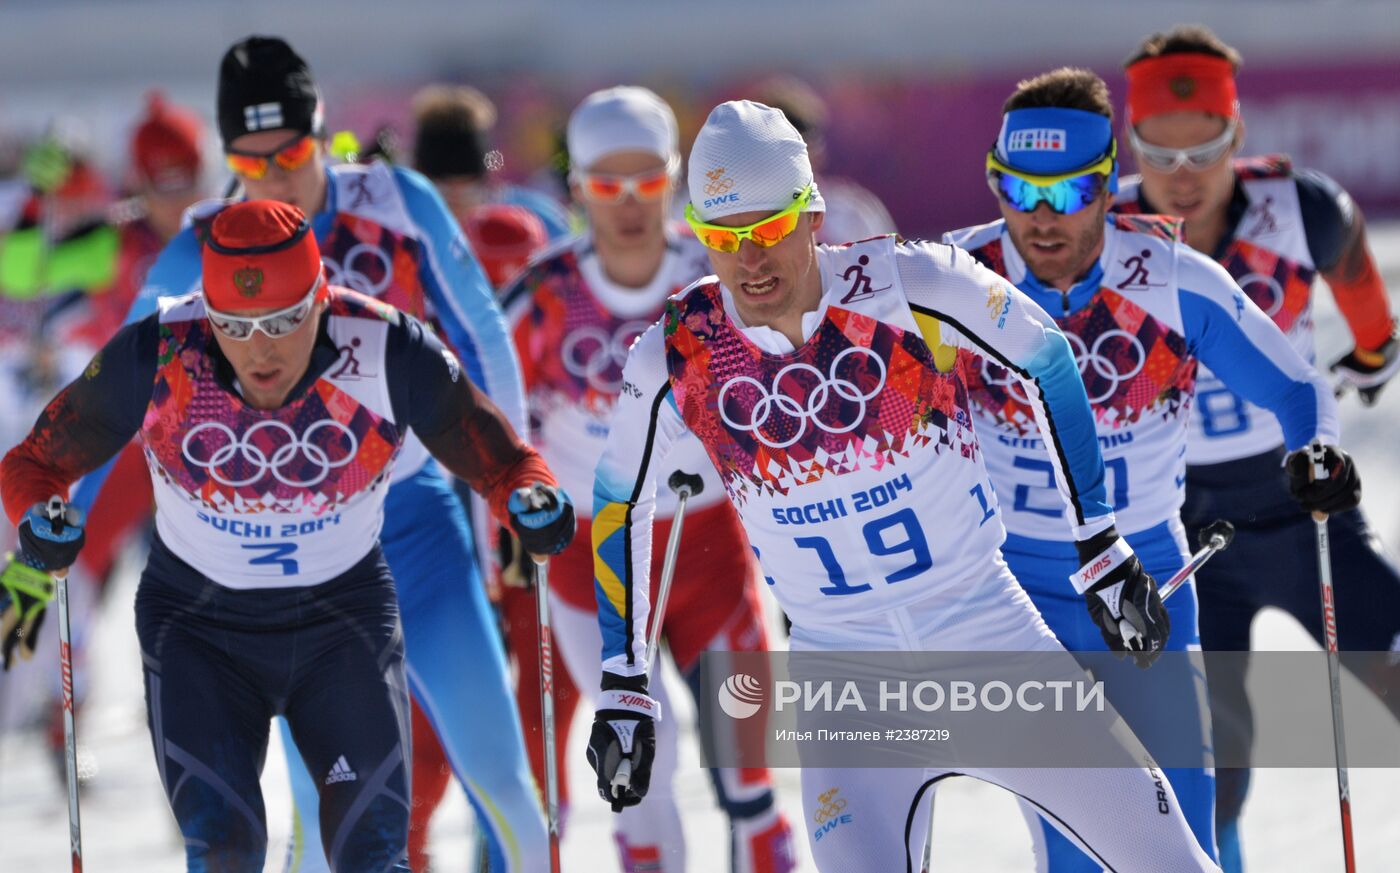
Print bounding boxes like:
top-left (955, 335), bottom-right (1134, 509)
top-left (1070, 536), bottom-right (1133, 594)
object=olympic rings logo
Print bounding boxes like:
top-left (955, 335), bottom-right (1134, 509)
top-left (561, 321), bottom-right (652, 392)
top-left (323, 243), bottom-right (392, 296)
top-left (981, 329), bottom-right (1145, 405)
top-left (718, 347), bottom-right (887, 449)
top-left (181, 419), bottom-right (359, 488)
top-left (1236, 272), bottom-right (1285, 318)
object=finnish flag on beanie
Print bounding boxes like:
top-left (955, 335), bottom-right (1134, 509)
top-left (688, 100), bottom-right (826, 222)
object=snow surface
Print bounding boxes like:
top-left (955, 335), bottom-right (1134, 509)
top-left (5, 226), bottom-right (1400, 872)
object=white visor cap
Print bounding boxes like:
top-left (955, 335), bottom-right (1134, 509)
top-left (688, 99), bottom-right (825, 222)
top-left (567, 86), bottom-right (679, 171)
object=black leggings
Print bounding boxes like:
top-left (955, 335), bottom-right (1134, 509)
top-left (1183, 448), bottom-right (1400, 827)
top-left (136, 535), bottom-right (412, 872)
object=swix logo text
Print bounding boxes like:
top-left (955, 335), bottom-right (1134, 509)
top-left (618, 693), bottom-right (656, 712)
top-left (1079, 555), bottom-right (1111, 585)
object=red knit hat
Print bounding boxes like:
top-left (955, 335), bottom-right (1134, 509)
top-left (201, 200), bottom-right (324, 313)
top-left (132, 91), bottom-right (204, 193)
top-left (463, 204), bottom-right (547, 288)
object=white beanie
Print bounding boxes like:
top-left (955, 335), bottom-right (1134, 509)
top-left (567, 86), bottom-right (678, 171)
top-left (688, 100), bottom-right (825, 222)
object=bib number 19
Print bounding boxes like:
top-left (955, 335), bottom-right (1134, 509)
top-left (796, 508), bottom-right (933, 596)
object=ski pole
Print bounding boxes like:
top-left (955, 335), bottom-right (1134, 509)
top-left (531, 551), bottom-right (562, 873)
top-left (520, 481), bottom-right (566, 873)
top-left (922, 521), bottom-right (1237, 871)
top-left (1158, 520), bottom-right (1235, 602)
top-left (646, 471), bottom-right (705, 668)
top-left (1309, 446), bottom-right (1357, 873)
top-left (610, 470), bottom-right (705, 801)
top-left (47, 495), bottom-right (83, 873)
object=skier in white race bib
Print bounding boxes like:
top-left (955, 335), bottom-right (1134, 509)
top-left (583, 99), bottom-right (1221, 873)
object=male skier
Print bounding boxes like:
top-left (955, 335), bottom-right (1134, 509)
top-left (0, 200), bottom-right (574, 870)
top-left (1115, 25), bottom-right (1400, 870)
top-left (94, 35), bottom-right (549, 872)
top-left (945, 67), bottom-right (1353, 872)
top-left (504, 86), bottom-right (794, 871)
top-left (583, 99), bottom-right (1222, 872)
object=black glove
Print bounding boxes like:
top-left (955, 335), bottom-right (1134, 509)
top-left (1285, 443), bottom-right (1361, 514)
top-left (1332, 331), bottom-right (1400, 407)
top-left (1075, 528), bottom-right (1170, 669)
top-left (586, 672), bottom-right (660, 812)
top-left (1, 555), bottom-right (55, 670)
top-left (507, 483), bottom-right (576, 557)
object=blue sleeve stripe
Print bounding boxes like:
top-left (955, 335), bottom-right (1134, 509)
top-left (393, 168), bottom-right (525, 430)
top-left (1024, 336), bottom-right (1109, 525)
top-left (1180, 289), bottom-right (1320, 449)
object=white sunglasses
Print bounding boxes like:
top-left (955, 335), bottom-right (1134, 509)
top-left (1128, 118), bottom-right (1239, 173)
top-left (205, 274), bottom-right (323, 341)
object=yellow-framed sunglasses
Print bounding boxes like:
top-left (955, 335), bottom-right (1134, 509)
top-left (685, 185), bottom-right (813, 253)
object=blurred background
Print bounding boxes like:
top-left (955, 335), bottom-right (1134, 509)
top-left (2, 0), bottom-right (1399, 236)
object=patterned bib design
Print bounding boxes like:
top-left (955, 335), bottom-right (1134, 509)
top-left (966, 284), bottom-right (1196, 435)
top-left (141, 297), bottom-right (401, 516)
top-left (664, 282), bottom-right (976, 502)
top-left (319, 213), bottom-right (429, 319)
top-left (517, 250), bottom-right (655, 416)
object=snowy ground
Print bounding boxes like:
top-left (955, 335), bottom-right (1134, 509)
top-left (5, 226), bottom-right (1400, 871)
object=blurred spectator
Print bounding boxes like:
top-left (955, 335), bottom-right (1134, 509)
top-left (412, 83), bottom-right (572, 239)
top-left (752, 75), bottom-right (897, 244)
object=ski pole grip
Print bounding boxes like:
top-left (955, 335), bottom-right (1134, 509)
top-left (46, 495), bottom-right (66, 534)
top-left (1199, 520), bottom-right (1234, 551)
top-left (667, 471), bottom-right (704, 500)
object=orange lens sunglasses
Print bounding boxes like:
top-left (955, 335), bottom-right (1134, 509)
top-left (224, 134), bottom-right (318, 181)
top-left (572, 157), bottom-right (677, 203)
top-left (684, 185), bottom-right (813, 253)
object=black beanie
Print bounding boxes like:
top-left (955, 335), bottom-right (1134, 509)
top-left (217, 36), bottom-right (322, 145)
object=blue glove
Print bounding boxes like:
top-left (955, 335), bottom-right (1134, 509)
top-left (2, 499), bottom-right (85, 670)
top-left (19, 498), bottom-right (85, 572)
top-left (507, 483), bottom-right (576, 556)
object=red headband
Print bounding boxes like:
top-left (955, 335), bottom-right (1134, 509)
top-left (1125, 54), bottom-right (1238, 125)
top-left (201, 200), bottom-right (325, 313)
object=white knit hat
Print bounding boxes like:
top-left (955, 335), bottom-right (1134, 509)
top-left (567, 86), bottom-right (678, 171)
top-left (687, 100), bottom-right (825, 222)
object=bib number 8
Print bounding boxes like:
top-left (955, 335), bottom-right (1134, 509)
top-left (1196, 384), bottom-right (1249, 438)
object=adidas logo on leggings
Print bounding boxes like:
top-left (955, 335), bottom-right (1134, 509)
top-left (325, 755), bottom-right (358, 785)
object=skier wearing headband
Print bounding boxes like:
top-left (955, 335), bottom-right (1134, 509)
top-left (1115, 25), bottom-right (1400, 872)
top-left (943, 66), bottom-right (1352, 872)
